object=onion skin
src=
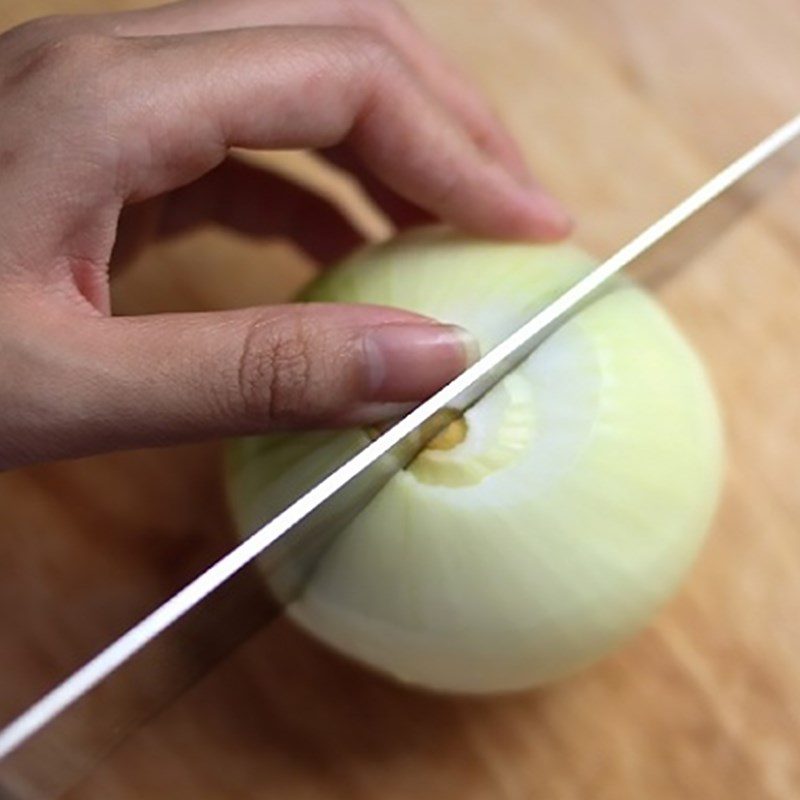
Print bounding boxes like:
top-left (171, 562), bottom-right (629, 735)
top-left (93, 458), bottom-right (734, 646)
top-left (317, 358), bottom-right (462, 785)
top-left (226, 226), bottom-right (724, 695)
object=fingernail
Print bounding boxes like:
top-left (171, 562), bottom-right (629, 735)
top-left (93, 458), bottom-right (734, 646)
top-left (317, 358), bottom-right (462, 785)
top-left (501, 164), bottom-right (573, 239)
top-left (363, 323), bottom-right (479, 402)
top-left (538, 192), bottom-right (574, 233)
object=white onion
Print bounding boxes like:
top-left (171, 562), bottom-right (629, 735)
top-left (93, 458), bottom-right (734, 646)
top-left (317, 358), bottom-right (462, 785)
top-left (226, 226), bottom-right (724, 694)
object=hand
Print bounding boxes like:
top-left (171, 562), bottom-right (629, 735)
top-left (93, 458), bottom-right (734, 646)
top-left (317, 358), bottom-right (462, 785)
top-left (0, 0), bottom-right (571, 470)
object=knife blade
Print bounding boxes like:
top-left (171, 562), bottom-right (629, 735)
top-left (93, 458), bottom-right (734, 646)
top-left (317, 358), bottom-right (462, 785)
top-left (1, 111), bottom-right (799, 800)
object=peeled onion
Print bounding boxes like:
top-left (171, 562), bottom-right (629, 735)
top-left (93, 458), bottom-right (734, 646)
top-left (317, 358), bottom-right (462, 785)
top-left (226, 226), bottom-right (724, 694)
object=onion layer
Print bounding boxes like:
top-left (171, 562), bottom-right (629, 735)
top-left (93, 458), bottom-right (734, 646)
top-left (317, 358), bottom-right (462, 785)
top-left (226, 227), bottom-right (724, 694)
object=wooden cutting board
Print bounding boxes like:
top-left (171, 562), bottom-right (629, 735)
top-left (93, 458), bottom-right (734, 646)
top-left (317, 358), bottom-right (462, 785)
top-left (1, 1), bottom-right (799, 797)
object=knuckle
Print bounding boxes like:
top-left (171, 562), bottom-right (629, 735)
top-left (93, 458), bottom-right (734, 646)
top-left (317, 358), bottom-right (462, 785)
top-left (3, 29), bottom-right (114, 108)
top-left (0, 28), bottom-right (123, 137)
top-left (31, 31), bottom-right (117, 74)
top-left (2, 25), bottom-right (118, 90)
top-left (350, 27), bottom-right (402, 75)
top-left (236, 314), bottom-right (318, 425)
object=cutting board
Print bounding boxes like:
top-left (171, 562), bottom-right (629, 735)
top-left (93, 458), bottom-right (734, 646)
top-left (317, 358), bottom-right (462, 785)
top-left (1, 1), bottom-right (799, 797)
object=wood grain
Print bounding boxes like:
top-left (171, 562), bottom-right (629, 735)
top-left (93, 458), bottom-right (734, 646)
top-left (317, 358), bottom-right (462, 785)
top-left (1, 1), bottom-right (799, 797)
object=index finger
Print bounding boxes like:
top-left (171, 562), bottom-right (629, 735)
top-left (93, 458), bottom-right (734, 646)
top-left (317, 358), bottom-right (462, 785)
top-left (28, 25), bottom-right (570, 247)
top-left (88, 0), bottom-right (536, 181)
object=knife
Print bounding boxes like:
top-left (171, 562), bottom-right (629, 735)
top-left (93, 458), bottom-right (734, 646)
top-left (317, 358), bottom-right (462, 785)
top-left (1, 112), bottom-right (799, 800)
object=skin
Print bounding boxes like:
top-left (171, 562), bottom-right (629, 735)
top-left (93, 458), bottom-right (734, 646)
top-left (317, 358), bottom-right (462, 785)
top-left (0, 0), bottom-right (571, 470)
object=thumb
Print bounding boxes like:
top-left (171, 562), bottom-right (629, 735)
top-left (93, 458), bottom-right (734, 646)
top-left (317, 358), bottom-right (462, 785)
top-left (23, 304), bottom-right (476, 463)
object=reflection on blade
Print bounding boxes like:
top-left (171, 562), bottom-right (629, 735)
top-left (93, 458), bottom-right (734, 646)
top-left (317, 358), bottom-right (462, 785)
top-left (0, 564), bottom-right (278, 799)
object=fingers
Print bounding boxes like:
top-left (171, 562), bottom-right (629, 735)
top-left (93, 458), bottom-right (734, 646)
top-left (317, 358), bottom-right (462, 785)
top-left (94, 27), bottom-right (565, 241)
top-left (15, 4), bottom-right (569, 244)
top-left (3, 303), bottom-right (475, 466)
top-left (87, 0), bottom-right (570, 234)
top-left (91, 1), bottom-right (540, 179)
top-left (3, 12), bottom-right (571, 289)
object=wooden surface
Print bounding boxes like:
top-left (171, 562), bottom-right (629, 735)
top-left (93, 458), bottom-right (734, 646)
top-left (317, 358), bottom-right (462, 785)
top-left (2, 0), bottom-right (800, 797)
